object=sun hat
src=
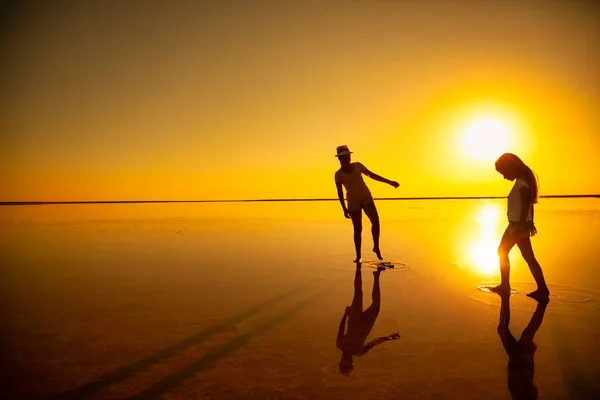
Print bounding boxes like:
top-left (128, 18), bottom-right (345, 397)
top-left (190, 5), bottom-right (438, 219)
top-left (335, 145), bottom-right (353, 157)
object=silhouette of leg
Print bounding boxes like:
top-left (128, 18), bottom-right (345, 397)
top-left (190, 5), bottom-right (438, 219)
top-left (498, 291), bottom-right (511, 331)
top-left (350, 210), bottom-right (363, 262)
top-left (520, 299), bottom-right (548, 345)
top-left (363, 271), bottom-right (381, 322)
top-left (517, 238), bottom-right (550, 300)
top-left (371, 270), bottom-right (381, 308)
top-left (351, 265), bottom-right (364, 312)
top-left (339, 266), bottom-right (363, 376)
top-left (497, 292), bottom-right (517, 353)
top-left (363, 201), bottom-right (382, 260)
top-left (491, 227), bottom-right (517, 293)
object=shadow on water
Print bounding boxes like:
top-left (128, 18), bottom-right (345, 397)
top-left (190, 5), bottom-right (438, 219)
top-left (496, 292), bottom-right (548, 400)
top-left (126, 286), bottom-right (330, 400)
top-left (47, 282), bottom-right (320, 400)
top-left (336, 263), bottom-right (400, 376)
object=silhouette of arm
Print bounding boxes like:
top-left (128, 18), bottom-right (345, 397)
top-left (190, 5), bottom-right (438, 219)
top-left (361, 165), bottom-right (399, 188)
top-left (530, 204), bottom-right (537, 236)
top-left (363, 333), bottom-right (400, 353)
top-left (519, 186), bottom-right (538, 235)
top-left (335, 182), bottom-right (349, 218)
top-left (337, 310), bottom-right (349, 348)
top-left (519, 186), bottom-right (532, 223)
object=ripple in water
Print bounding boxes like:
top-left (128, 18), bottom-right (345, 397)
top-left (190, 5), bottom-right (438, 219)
top-left (470, 283), bottom-right (598, 313)
top-left (361, 259), bottom-right (409, 271)
top-left (477, 285), bottom-right (519, 294)
top-left (284, 253), bottom-right (409, 281)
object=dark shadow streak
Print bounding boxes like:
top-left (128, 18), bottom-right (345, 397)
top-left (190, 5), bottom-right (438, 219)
top-left (47, 283), bottom-right (312, 400)
top-left (126, 287), bottom-right (330, 400)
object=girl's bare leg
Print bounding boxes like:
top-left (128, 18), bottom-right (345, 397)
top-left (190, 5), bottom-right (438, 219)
top-left (491, 228), bottom-right (517, 293)
top-left (517, 238), bottom-right (550, 300)
top-left (363, 202), bottom-right (383, 260)
top-left (350, 210), bottom-right (363, 262)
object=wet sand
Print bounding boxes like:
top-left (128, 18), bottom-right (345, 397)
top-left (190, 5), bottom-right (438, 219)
top-left (1, 200), bottom-right (599, 399)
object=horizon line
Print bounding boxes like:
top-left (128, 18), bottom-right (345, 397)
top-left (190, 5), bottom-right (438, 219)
top-left (1, 194), bottom-right (599, 206)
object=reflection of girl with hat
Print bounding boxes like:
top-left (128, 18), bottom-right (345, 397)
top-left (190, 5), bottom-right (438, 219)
top-left (337, 266), bottom-right (400, 377)
top-left (334, 145), bottom-right (399, 262)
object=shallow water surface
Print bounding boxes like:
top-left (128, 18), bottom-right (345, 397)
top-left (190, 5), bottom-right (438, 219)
top-left (1, 199), bottom-right (599, 399)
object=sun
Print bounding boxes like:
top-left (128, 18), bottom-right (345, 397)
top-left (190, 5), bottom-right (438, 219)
top-left (461, 117), bottom-right (511, 161)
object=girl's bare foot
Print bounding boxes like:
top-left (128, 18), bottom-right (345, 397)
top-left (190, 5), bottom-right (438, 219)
top-left (526, 289), bottom-right (550, 302)
top-left (373, 247), bottom-right (383, 260)
top-left (354, 255), bottom-right (362, 263)
top-left (490, 284), bottom-right (511, 293)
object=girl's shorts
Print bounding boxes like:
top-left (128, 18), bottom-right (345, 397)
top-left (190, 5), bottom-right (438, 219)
top-left (347, 195), bottom-right (374, 212)
top-left (506, 221), bottom-right (533, 240)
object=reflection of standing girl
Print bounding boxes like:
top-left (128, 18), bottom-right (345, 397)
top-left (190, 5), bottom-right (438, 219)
top-left (497, 291), bottom-right (548, 399)
top-left (337, 265), bottom-right (400, 376)
top-left (492, 153), bottom-right (549, 300)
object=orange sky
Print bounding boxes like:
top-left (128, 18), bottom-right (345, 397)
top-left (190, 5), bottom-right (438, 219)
top-left (2, 1), bottom-right (599, 201)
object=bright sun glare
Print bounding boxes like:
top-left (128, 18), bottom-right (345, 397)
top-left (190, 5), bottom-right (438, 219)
top-left (461, 117), bottom-right (511, 161)
top-left (469, 205), bottom-right (502, 276)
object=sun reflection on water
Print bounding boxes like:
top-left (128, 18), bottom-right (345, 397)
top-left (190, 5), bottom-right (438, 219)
top-left (469, 204), bottom-right (503, 276)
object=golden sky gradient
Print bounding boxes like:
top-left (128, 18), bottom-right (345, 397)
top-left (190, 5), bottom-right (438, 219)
top-left (2, 1), bottom-right (599, 201)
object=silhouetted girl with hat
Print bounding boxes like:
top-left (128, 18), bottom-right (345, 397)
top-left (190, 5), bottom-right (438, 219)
top-left (334, 145), bottom-right (399, 263)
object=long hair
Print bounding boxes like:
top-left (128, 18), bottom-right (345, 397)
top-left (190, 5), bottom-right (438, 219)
top-left (495, 153), bottom-right (539, 204)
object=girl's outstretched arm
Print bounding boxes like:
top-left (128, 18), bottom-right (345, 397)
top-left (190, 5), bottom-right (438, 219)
top-left (361, 166), bottom-right (399, 188)
top-left (363, 333), bottom-right (400, 353)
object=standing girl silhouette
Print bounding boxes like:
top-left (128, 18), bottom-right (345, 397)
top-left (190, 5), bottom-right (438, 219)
top-left (334, 145), bottom-right (399, 263)
top-left (492, 153), bottom-right (550, 300)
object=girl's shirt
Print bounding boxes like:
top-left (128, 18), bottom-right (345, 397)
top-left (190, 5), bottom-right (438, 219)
top-left (335, 162), bottom-right (372, 201)
top-left (507, 178), bottom-right (533, 222)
